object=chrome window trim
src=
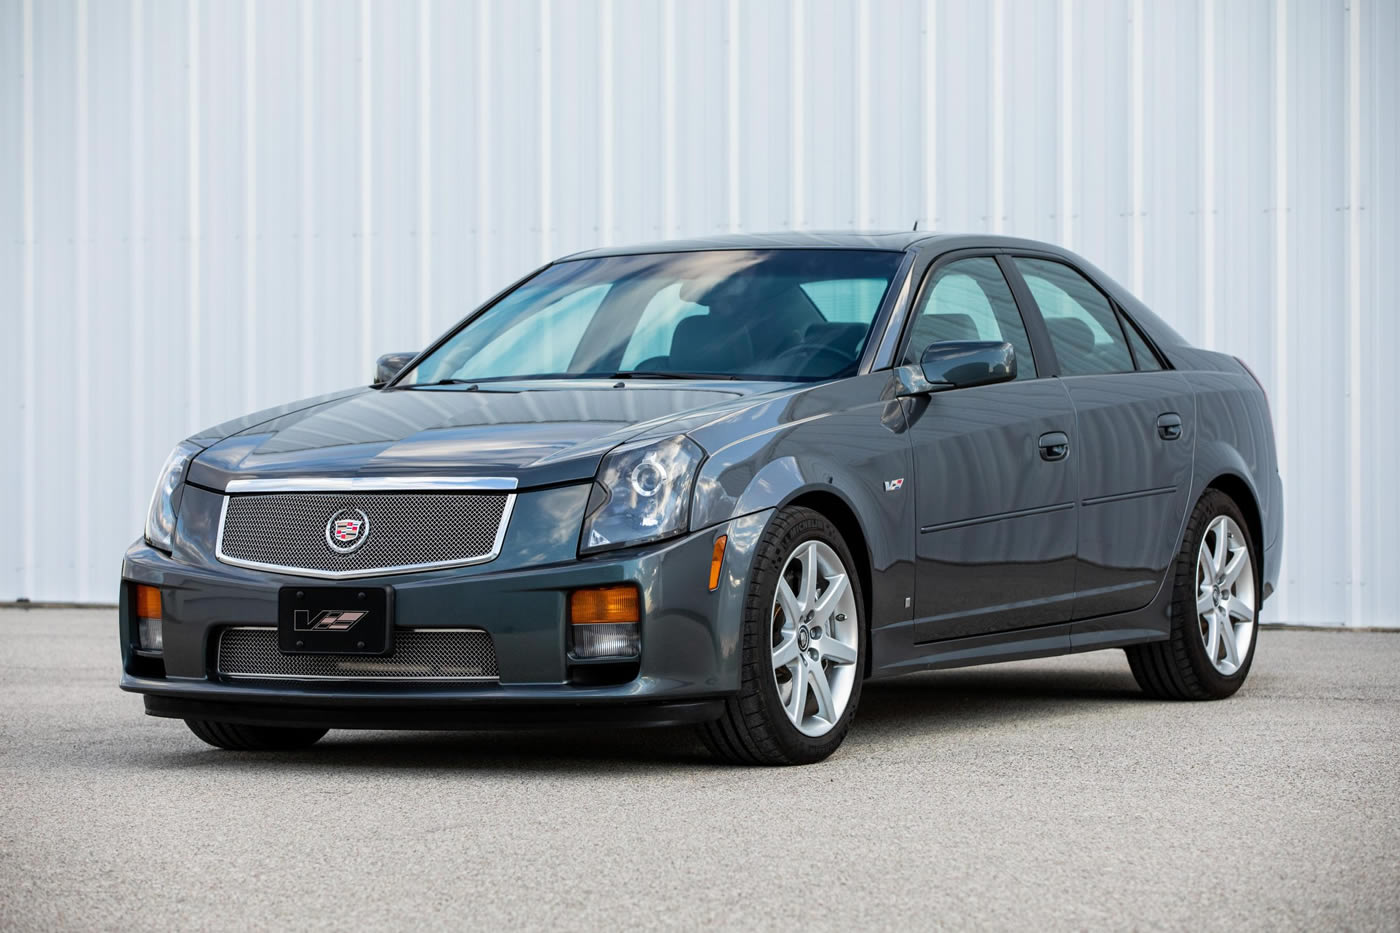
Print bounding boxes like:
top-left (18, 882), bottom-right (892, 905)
top-left (216, 626), bottom-right (500, 682)
top-left (214, 484), bottom-right (517, 580)
top-left (223, 475), bottom-right (519, 493)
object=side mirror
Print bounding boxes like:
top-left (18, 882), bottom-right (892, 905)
top-left (373, 352), bottom-right (418, 387)
top-left (908, 340), bottom-right (1016, 393)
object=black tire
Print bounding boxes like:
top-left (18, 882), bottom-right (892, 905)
top-left (698, 506), bottom-right (867, 766)
top-left (1126, 489), bottom-right (1260, 700)
top-left (184, 719), bottom-right (328, 751)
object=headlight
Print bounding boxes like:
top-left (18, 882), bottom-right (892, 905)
top-left (144, 440), bottom-right (201, 552)
top-left (580, 435), bottom-right (704, 554)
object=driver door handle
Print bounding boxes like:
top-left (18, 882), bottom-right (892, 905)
top-left (1038, 431), bottom-right (1070, 462)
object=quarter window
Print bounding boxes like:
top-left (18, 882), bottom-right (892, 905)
top-left (1122, 314), bottom-right (1164, 371)
top-left (1014, 258), bottom-right (1133, 376)
top-left (903, 257), bottom-right (1037, 380)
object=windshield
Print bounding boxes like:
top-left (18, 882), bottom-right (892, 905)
top-left (399, 249), bottom-right (903, 385)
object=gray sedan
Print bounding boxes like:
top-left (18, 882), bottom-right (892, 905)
top-left (121, 232), bottom-right (1282, 765)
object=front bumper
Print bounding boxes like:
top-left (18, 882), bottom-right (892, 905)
top-left (120, 507), bottom-right (772, 726)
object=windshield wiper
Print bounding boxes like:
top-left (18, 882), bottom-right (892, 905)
top-left (610, 371), bottom-right (740, 381)
top-left (402, 379), bottom-right (479, 389)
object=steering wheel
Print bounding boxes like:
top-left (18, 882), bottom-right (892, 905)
top-left (765, 343), bottom-right (856, 377)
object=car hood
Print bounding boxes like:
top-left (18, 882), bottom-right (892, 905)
top-left (185, 381), bottom-right (775, 491)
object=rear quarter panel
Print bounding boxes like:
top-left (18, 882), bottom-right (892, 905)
top-left (1172, 348), bottom-right (1282, 589)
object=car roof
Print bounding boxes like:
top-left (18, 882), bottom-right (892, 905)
top-left (561, 230), bottom-right (944, 259)
top-left (558, 230), bottom-right (1101, 261)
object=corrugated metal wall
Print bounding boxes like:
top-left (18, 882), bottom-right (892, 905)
top-left (1, 0), bottom-right (1396, 624)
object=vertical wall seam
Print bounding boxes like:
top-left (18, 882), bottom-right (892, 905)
top-left (1058, 0), bottom-right (1074, 248)
top-left (242, 0), bottom-right (257, 412)
top-left (856, 0), bottom-right (870, 229)
top-left (1201, 0), bottom-right (1216, 348)
top-left (991, 0), bottom-right (1004, 233)
top-left (188, 0), bottom-right (201, 427)
top-left (475, 0), bottom-right (490, 299)
top-left (130, 0), bottom-right (146, 537)
top-left (1272, 0), bottom-right (1289, 619)
top-left (662, 0), bottom-right (676, 238)
top-left (20, 0), bottom-right (34, 598)
top-left (417, 0), bottom-right (432, 344)
top-left (790, 0), bottom-right (804, 229)
top-left (726, 0), bottom-right (739, 232)
top-left (538, 0), bottom-right (551, 259)
top-left (358, 0), bottom-right (371, 365)
top-left (298, 0), bottom-right (313, 397)
top-left (76, 0), bottom-right (90, 598)
top-left (1130, 0), bottom-right (1144, 293)
top-left (1346, 0), bottom-right (1363, 625)
top-left (923, 0), bottom-right (936, 229)
top-left (600, 0), bottom-right (614, 243)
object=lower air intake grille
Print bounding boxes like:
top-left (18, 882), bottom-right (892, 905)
top-left (216, 627), bottom-right (499, 681)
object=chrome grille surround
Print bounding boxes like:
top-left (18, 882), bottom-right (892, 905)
top-left (214, 476), bottom-right (516, 579)
top-left (216, 626), bottom-right (500, 681)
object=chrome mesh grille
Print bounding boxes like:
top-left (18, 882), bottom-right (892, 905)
top-left (216, 627), bottom-right (500, 681)
top-left (217, 491), bottom-right (511, 577)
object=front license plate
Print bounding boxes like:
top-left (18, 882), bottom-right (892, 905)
top-left (278, 586), bottom-right (393, 655)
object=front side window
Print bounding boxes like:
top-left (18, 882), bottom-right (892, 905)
top-left (401, 249), bottom-right (904, 384)
top-left (902, 257), bottom-right (1037, 380)
top-left (1015, 258), bottom-right (1133, 376)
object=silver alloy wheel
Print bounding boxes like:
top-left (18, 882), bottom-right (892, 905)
top-left (1196, 515), bottom-right (1256, 675)
top-left (770, 539), bottom-right (860, 737)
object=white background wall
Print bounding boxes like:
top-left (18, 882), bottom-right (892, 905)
top-left (1, 0), bottom-right (1396, 625)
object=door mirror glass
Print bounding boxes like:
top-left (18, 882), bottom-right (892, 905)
top-left (919, 340), bottom-right (1017, 390)
top-left (373, 352), bottom-right (418, 386)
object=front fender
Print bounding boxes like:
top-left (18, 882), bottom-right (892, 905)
top-left (687, 374), bottom-right (916, 652)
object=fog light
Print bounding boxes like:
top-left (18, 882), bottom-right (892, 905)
top-left (571, 623), bottom-right (641, 659)
top-left (134, 584), bottom-right (163, 654)
top-left (569, 584), bottom-right (641, 659)
top-left (137, 617), bottom-right (164, 653)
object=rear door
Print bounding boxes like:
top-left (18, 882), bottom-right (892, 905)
top-left (904, 254), bottom-right (1079, 642)
top-left (1008, 256), bottom-right (1195, 619)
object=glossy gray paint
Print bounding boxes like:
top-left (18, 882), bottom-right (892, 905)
top-left (120, 233), bottom-right (1282, 726)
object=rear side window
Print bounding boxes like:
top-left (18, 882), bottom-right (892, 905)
top-left (903, 257), bottom-right (1037, 380)
top-left (1015, 258), bottom-right (1133, 376)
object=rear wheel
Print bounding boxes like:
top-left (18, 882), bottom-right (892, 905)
top-left (185, 719), bottom-right (328, 751)
top-left (1126, 489), bottom-right (1259, 700)
top-left (698, 506), bottom-right (865, 765)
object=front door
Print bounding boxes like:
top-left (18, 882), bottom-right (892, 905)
top-left (905, 256), bottom-right (1079, 642)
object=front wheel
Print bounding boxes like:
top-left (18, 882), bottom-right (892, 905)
top-left (698, 506), bottom-right (866, 765)
top-left (1126, 489), bottom-right (1260, 700)
top-left (185, 719), bottom-right (329, 751)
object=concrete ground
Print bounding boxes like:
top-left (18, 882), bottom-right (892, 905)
top-left (1, 609), bottom-right (1396, 932)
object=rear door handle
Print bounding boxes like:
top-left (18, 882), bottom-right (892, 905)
top-left (1157, 412), bottom-right (1183, 441)
top-left (1038, 431), bottom-right (1070, 462)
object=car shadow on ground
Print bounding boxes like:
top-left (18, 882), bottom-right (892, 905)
top-left (137, 663), bottom-right (1147, 773)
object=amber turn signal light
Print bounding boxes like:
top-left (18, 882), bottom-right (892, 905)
top-left (708, 535), bottom-right (728, 591)
top-left (134, 584), bottom-right (162, 620)
top-left (569, 584), bottom-right (641, 625)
